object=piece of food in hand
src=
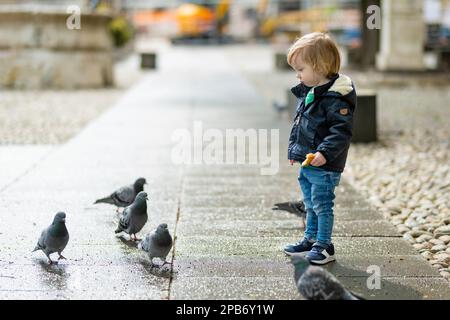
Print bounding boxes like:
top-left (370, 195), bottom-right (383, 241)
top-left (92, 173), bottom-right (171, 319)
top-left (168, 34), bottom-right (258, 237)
top-left (301, 153), bottom-right (315, 167)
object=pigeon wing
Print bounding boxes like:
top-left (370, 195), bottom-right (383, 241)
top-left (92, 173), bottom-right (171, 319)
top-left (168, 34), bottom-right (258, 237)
top-left (272, 202), bottom-right (294, 213)
top-left (139, 233), bottom-right (152, 252)
top-left (117, 207), bottom-right (131, 232)
top-left (292, 201), bottom-right (306, 213)
top-left (299, 267), bottom-right (354, 300)
top-left (113, 185), bottom-right (135, 205)
top-left (35, 229), bottom-right (48, 251)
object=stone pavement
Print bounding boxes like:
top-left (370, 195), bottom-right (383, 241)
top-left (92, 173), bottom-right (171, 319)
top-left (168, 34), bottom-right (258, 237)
top-left (0, 146), bottom-right (55, 192)
top-left (0, 43), bottom-right (449, 300)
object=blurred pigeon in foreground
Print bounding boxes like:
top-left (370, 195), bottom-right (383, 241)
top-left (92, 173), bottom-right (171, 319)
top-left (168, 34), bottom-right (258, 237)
top-left (32, 212), bottom-right (69, 264)
top-left (272, 200), bottom-right (306, 228)
top-left (138, 223), bottom-right (173, 267)
top-left (94, 177), bottom-right (147, 212)
top-left (115, 191), bottom-right (148, 241)
top-left (291, 256), bottom-right (364, 300)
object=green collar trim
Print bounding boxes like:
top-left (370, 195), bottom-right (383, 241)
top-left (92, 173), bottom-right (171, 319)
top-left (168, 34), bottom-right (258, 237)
top-left (305, 88), bottom-right (315, 106)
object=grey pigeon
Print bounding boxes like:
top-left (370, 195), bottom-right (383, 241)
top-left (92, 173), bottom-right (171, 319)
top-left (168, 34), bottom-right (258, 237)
top-left (94, 177), bottom-right (147, 211)
top-left (291, 256), bottom-right (364, 300)
top-left (115, 191), bottom-right (148, 241)
top-left (32, 212), bottom-right (69, 264)
top-left (138, 223), bottom-right (173, 267)
top-left (272, 200), bottom-right (306, 228)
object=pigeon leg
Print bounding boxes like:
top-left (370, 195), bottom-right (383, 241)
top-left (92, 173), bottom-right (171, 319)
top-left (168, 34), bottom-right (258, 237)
top-left (130, 234), bottom-right (140, 241)
top-left (58, 253), bottom-right (67, 260)
top-left (149, 258), bottom-right (159, 268)
top-left (300, 217), bottom-right (306, 230)
top-left (161, 260), bottom-right (172, 267)
top-left (44, 252), bottom-right (55, 265)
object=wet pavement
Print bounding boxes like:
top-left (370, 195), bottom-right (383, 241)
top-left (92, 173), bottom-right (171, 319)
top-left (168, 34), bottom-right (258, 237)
top-left (0, 146), bottom-right (55, 192)
top-left (0, 42), bottom-right (449, 299)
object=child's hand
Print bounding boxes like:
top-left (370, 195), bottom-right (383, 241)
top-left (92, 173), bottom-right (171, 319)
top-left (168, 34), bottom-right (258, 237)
top-left (289, 160), bottom-right (295, 166)
top-left (310, 152), bottom-right (327, 166)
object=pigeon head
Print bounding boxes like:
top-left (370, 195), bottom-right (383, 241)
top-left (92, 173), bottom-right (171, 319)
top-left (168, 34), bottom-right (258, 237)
top-left (132, 191), bottom-right (148, 214)
top-left (155, 223), bottom-right (172, 247)
top-left (290, 255), bottom-right (311, 283)
top-left (156, 223), bottom-right (168, 233)
top-left (135, 191), bottom-right (148, 201)
top-left (134, 178), bottom-right (147, 191)
top-left (53, 212), bottom-right (66, 224)
top-left (49, 212), bottom-right (69, 237)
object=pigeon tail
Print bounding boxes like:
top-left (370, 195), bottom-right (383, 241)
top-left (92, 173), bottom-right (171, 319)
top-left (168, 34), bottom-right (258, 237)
top-left (32, 245), bottom-right (41, 252)
top-left (94, 196), bottom-right (115, 205)
top-left (347, 292), bottom-right (365, 300)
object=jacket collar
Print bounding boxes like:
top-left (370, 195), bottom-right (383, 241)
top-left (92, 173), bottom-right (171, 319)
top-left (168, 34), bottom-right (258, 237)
top-left (291, 73), bottom-right (353, 98)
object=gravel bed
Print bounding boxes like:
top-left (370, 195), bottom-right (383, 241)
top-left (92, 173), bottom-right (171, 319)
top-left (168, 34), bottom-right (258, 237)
top-left (345, 86), bottom-right (450, 281)
top-left (0, 54), bottom-right (143, 145)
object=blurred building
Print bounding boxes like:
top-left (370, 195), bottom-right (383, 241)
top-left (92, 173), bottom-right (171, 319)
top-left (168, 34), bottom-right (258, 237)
top-left (0, 0), bottom-right (117, 89)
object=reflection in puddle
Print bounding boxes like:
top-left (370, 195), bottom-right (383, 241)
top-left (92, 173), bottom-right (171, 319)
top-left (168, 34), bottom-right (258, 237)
top-left (36, 259), bottom-right (69, 291)
top-left (117, 236), bottom-right (139, 249)
top-left (139, 258), bottom-right (172, 279)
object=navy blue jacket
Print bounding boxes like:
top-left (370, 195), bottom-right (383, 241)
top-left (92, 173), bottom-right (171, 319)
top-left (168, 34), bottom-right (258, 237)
top-left (288, 74), bottom-right (357, 173)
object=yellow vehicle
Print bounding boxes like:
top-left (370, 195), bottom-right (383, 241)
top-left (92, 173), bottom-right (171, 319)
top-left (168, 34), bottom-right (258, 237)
top-left (259, 8), bottom-right (330, 41)
top-left (257, 1), bottom-right (360, 43)
top-left (173, 0), bottom-right (231, 39)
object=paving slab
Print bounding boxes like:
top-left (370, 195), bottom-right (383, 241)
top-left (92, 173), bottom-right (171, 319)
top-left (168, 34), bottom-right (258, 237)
top-left (0, 145), bottom-right (55, 191)
top-left (0, 264), bottom-right (168, 299)
top-left (170, 277), bottom-right (299, 300)
top-left (339, 277), bottom-right (450, 300)
top-left (173, 255), bottom-right (440, 279)
top-left (176, 219), bottom-right (400, 237)
top-left (174, 236), bottom-right (417, 259)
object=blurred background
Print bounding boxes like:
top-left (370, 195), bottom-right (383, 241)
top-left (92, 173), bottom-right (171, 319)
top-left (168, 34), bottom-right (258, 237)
top-left (1, 0), bottom-right (450, 86)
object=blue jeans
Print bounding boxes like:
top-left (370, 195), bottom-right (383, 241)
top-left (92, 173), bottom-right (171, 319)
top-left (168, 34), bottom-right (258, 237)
top-left (298, 167), bottom-right (341, 247)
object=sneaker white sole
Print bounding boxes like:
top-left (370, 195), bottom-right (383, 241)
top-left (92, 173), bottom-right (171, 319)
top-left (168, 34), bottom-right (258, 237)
top-left (308, 255), bottom-right (336, 265)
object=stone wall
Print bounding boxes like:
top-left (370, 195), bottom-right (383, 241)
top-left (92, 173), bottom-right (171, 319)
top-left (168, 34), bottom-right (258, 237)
top-left (0, 9), bottom-right (114, 89)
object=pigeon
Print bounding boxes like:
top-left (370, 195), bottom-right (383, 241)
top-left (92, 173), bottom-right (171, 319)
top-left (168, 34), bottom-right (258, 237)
top-left (115, 191), bottom-right (148, 241)
top-left (94, 177), bottom-right (147, 212)
top-left (272, 200), bottom-right (306, 228)
top-left (291, 255), bottom-right (364, 300)
top-left (138, 223), bottom-right (173, 267)
top-left (273, 200), bottom-right (306, 217)
top-left (32, 212), bottom-right (70, 264)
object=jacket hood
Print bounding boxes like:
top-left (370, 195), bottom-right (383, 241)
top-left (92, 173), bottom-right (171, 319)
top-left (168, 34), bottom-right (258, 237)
top-left (291, 74), bottom-right (356, 108)
top-left (327, 74), bottom-right (353, 96)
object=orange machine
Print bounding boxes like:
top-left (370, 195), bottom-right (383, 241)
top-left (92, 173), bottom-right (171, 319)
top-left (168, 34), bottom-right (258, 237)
top-left (174, 1), bottom-right (231, 38)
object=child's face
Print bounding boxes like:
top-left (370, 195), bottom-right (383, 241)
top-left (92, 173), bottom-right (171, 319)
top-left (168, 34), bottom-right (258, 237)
top-left (291, 56), bottom-right (325, 87)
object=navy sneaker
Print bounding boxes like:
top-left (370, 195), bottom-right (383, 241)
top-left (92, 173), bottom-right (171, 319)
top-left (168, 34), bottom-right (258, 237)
top-left (284, 238), bottom-right (315, 256)
top-left (306, 243), bottom-right (336, 265)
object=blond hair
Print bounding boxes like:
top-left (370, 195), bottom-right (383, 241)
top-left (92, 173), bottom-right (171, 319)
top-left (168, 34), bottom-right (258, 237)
top-left (287, 32), bottom-right (341, 78)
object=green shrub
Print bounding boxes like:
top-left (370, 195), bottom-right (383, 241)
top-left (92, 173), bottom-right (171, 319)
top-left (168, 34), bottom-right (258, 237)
top-left (109, 16), bottom-right (133, 47)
